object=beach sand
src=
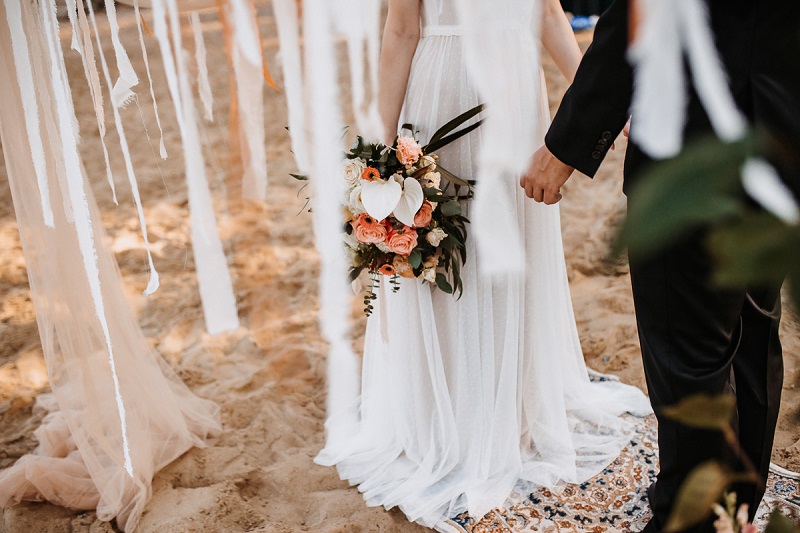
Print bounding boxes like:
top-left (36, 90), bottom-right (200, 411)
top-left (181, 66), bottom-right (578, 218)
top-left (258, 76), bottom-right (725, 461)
top-left (0, 6), bottom-right (797, 533)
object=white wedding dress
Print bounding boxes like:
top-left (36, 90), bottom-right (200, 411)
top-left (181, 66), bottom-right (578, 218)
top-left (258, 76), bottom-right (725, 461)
top-left (316, 0), bottom-right (652, 528)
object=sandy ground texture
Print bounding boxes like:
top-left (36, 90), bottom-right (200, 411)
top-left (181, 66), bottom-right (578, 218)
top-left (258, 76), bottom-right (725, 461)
top-left (0, 6), bottom-right (798, 533)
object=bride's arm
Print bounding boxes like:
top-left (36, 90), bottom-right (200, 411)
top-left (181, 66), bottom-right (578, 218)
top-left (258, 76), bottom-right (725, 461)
top-left (379, 0), bottom-right (421, 142)
top-left (540, 0), bottom-right (582, 82)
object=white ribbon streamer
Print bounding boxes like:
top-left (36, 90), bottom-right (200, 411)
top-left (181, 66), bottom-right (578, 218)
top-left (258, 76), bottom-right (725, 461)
top-left (104, 0), bottom-right (140, 108)
top-left (40, 0), bottom-right (133, 477)
top-left (306, 0), bottom-right (362, 464)
top-left (233, 42), bottom-right (268, 200)
top-left (6, 0), bottom-right (54, 227)
top-left (134, 0), bottom-right (168, 159)
top-left (273, 0), bottom-right (309, 173)
top-left (85, 0), bottom-right (160, 295)
top-left (71, 0), bottom-right (119, 202)
top-left (229, 0), bottom-right (262, 66)
top-left (152, 0), bottom-right (240, 335)
top-left (191, 11), bottom-right (214, 122)
top-left (629, 0), bottom-right (747, 159)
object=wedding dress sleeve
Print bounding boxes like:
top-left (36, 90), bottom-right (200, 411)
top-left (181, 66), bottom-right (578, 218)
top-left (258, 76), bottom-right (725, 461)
top-left (544, 0), bottom-right (633, 178)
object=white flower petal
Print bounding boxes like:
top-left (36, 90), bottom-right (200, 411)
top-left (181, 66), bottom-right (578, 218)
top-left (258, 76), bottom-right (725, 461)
top-left (742, 158), bottom-right (799, 225)
top-left (361, 178), bottom-right (402, 222)
top-left (392, 178), bottom-right (425, 227)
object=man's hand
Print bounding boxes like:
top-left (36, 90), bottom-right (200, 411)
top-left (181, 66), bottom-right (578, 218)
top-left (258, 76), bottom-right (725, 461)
top-left (520, 145), bottom-right (575, 204)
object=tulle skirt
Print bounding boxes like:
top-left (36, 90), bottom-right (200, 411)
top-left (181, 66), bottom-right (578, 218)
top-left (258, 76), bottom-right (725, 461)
top-left (317, 33), bottom-right (651, 528)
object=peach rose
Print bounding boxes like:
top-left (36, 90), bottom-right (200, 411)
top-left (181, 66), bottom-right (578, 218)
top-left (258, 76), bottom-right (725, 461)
top-left (413, 201), bottom-right (434, 228)
top-left (396, 135), bottom-right (422, 168)
top-left (386, 226), bottom-right (418, 257)
top-left (392, 256), bottom-right (416, 278)
top-left (378, 263), bottom-right (396, 276)
top-left (351, 213), bottom-right (388, 244)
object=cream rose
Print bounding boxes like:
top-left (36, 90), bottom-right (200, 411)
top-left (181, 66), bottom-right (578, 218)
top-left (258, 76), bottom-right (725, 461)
top-left (343, 158), bottom-right (366, 187)
top-left (343, 231), bottom-right (361, 250)
top-left (426, 227), bottom-right (448, 247)
top-left (347, 185), bottom-right (366, 214)
top-left (392, 256), bottom-right (416, 278)
top-left (422, 267), bottom-right (437, 283)
top-left (425, 171), bottom-right (442, 189)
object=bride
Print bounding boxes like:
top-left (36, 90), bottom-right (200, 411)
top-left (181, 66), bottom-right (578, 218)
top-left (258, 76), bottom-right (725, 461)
top-left (316, 0), bottom-right (652, 528)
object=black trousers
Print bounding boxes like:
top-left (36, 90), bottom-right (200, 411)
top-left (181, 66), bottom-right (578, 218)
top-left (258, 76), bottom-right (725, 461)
top-left (630, 227), bottom-right (784, 533)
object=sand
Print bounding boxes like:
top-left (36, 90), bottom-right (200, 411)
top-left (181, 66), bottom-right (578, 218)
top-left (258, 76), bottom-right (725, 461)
top-left (0, 6), bottom-right (797, 533)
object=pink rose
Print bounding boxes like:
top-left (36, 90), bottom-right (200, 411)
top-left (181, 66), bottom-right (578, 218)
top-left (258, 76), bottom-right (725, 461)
top-left (413, 201), bottom-right (434, 228)
top-left (396, 135), bottom-right (422, 168)
top-left (386, 226), bottom-right (418, 256)
top-left (351, 213), bottom-right (388, 244)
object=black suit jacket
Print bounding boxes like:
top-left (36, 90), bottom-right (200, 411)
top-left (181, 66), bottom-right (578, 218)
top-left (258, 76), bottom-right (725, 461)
top-left (545, 0), bottom-right (800, 194)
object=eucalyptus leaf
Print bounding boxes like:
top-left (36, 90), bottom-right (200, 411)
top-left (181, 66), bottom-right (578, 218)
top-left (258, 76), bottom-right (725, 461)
top-left (661, 394), bottom-right (736, 430)
top-left (664, 461), bottom-right (734, 532)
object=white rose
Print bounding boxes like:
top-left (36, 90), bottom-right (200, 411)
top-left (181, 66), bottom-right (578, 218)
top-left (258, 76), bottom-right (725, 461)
top-left (425, 171), bottom-right (441, 189)
top-left (426, 227), bottom-right (448, 247)
top-left (342, 231), bottom-right (361, 250)
top-left (422, 267), bottom-right (437, 283)
top-left (347, 185), bottom-right (366, 214)
top-left (376, 242), bottom-right (392, 253)
top-left (343, 158), bottom-right (366, 187)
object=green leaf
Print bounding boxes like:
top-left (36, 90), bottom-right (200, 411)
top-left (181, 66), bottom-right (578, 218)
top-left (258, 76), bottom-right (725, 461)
top-left (617, 133), bottom-right (759, 260)
top-left (348, 267), bottom-right (363, 283)
top-left (661, 394), bottom-right (736, 430)
top-left (764, 511), bottom-right (800, 533)
top-left (290, 173), bottom-right (308, 181)
top-left (664, 461), bottom-right (734, 533)
top-left (440, 200), bottom-right (462, 217)
top-left (408, 250), bottom-right (422, 269)
top-left (437, 165), bottom-right (472, 188)
top-left (425, 119), bottom-right (485, 154)
top-left (425, 103), bottom-right (485, 148)
top-left (436, 273), bottom-right (454, 294)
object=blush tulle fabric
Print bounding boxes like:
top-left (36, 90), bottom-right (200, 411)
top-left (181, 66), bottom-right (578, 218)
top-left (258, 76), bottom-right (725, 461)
top-left (316, 0), bottom-right (652, 528)
top-left (0, 2), bottom-right (221, 531)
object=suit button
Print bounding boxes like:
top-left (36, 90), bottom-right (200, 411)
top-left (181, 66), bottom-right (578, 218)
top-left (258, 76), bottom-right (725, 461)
top-left (602, 131), bottom-right (613, 140)
top-left (595, 144), bottom-right (605, 151)
top-left (592, 151), bottom-right (602, 159)
top-left (598, 138), bottom-right (608, 146)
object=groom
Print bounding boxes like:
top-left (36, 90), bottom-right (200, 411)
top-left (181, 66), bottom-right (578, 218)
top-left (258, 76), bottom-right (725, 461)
top-left (521, 0), bottom-right (800, 531)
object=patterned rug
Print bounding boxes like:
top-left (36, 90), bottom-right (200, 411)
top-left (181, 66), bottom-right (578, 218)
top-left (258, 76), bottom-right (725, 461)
top-left (438, 416), bottom-right (800, 533)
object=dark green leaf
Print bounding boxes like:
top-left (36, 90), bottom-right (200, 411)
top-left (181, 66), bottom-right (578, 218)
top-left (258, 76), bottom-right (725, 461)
top-left (426, 103), bottom-right (485, 148)
top-left (436, 273), bottom-right (454, 294)
top-left (408, 250), bottom-right (422, 269)
top-left (290, 173), bottom-right (308, 181)
top-left (441, 200), bottom-right (462, 217)
top-left (764, 511), bottom-right (800, 533)
top-left (437, 165), bottom-right (472, 188)
top-left (425, 119), bottom-right (485, 154)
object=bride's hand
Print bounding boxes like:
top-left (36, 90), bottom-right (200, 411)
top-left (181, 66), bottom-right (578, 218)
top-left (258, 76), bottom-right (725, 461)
top-left (520, 145), bottom-right (575, 205)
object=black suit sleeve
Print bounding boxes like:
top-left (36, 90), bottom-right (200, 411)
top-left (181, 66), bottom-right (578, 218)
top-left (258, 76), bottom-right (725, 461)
top-left (544, 0), bottom-right (634, 177)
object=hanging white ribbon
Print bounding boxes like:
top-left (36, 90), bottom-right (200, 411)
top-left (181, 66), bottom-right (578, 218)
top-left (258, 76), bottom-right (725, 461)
top-left (191, 11), bottom-right (214, 122)
top-left (85, 0), bottom-right (160, 295)
top-left (273, 0), bottom-right (309, 173)
top-left (40, 0), bottom-right (133, 477)
top-left (69, 0), bottom-right (118, 202)
top-left (151, 0), bottom-right (240, 335)
top-left (628, 0), bottom-right (747, 159)
top-left (306, 0), bottom-right (362, 464)
top-left (228, 0), bottom-right (262, 66)
top-left (105, 0), bottom-right (140, 108)
top-left (233, 42), bottom-right (268, 200)
top-left (135, 0), bottom-right (169, 159)
top-left (6, 0), bottom-right (54, 227)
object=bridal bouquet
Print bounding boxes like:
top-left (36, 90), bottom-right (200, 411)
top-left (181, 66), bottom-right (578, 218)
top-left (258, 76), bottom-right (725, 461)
top-left (295, 104), bottom-right (483, 315)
